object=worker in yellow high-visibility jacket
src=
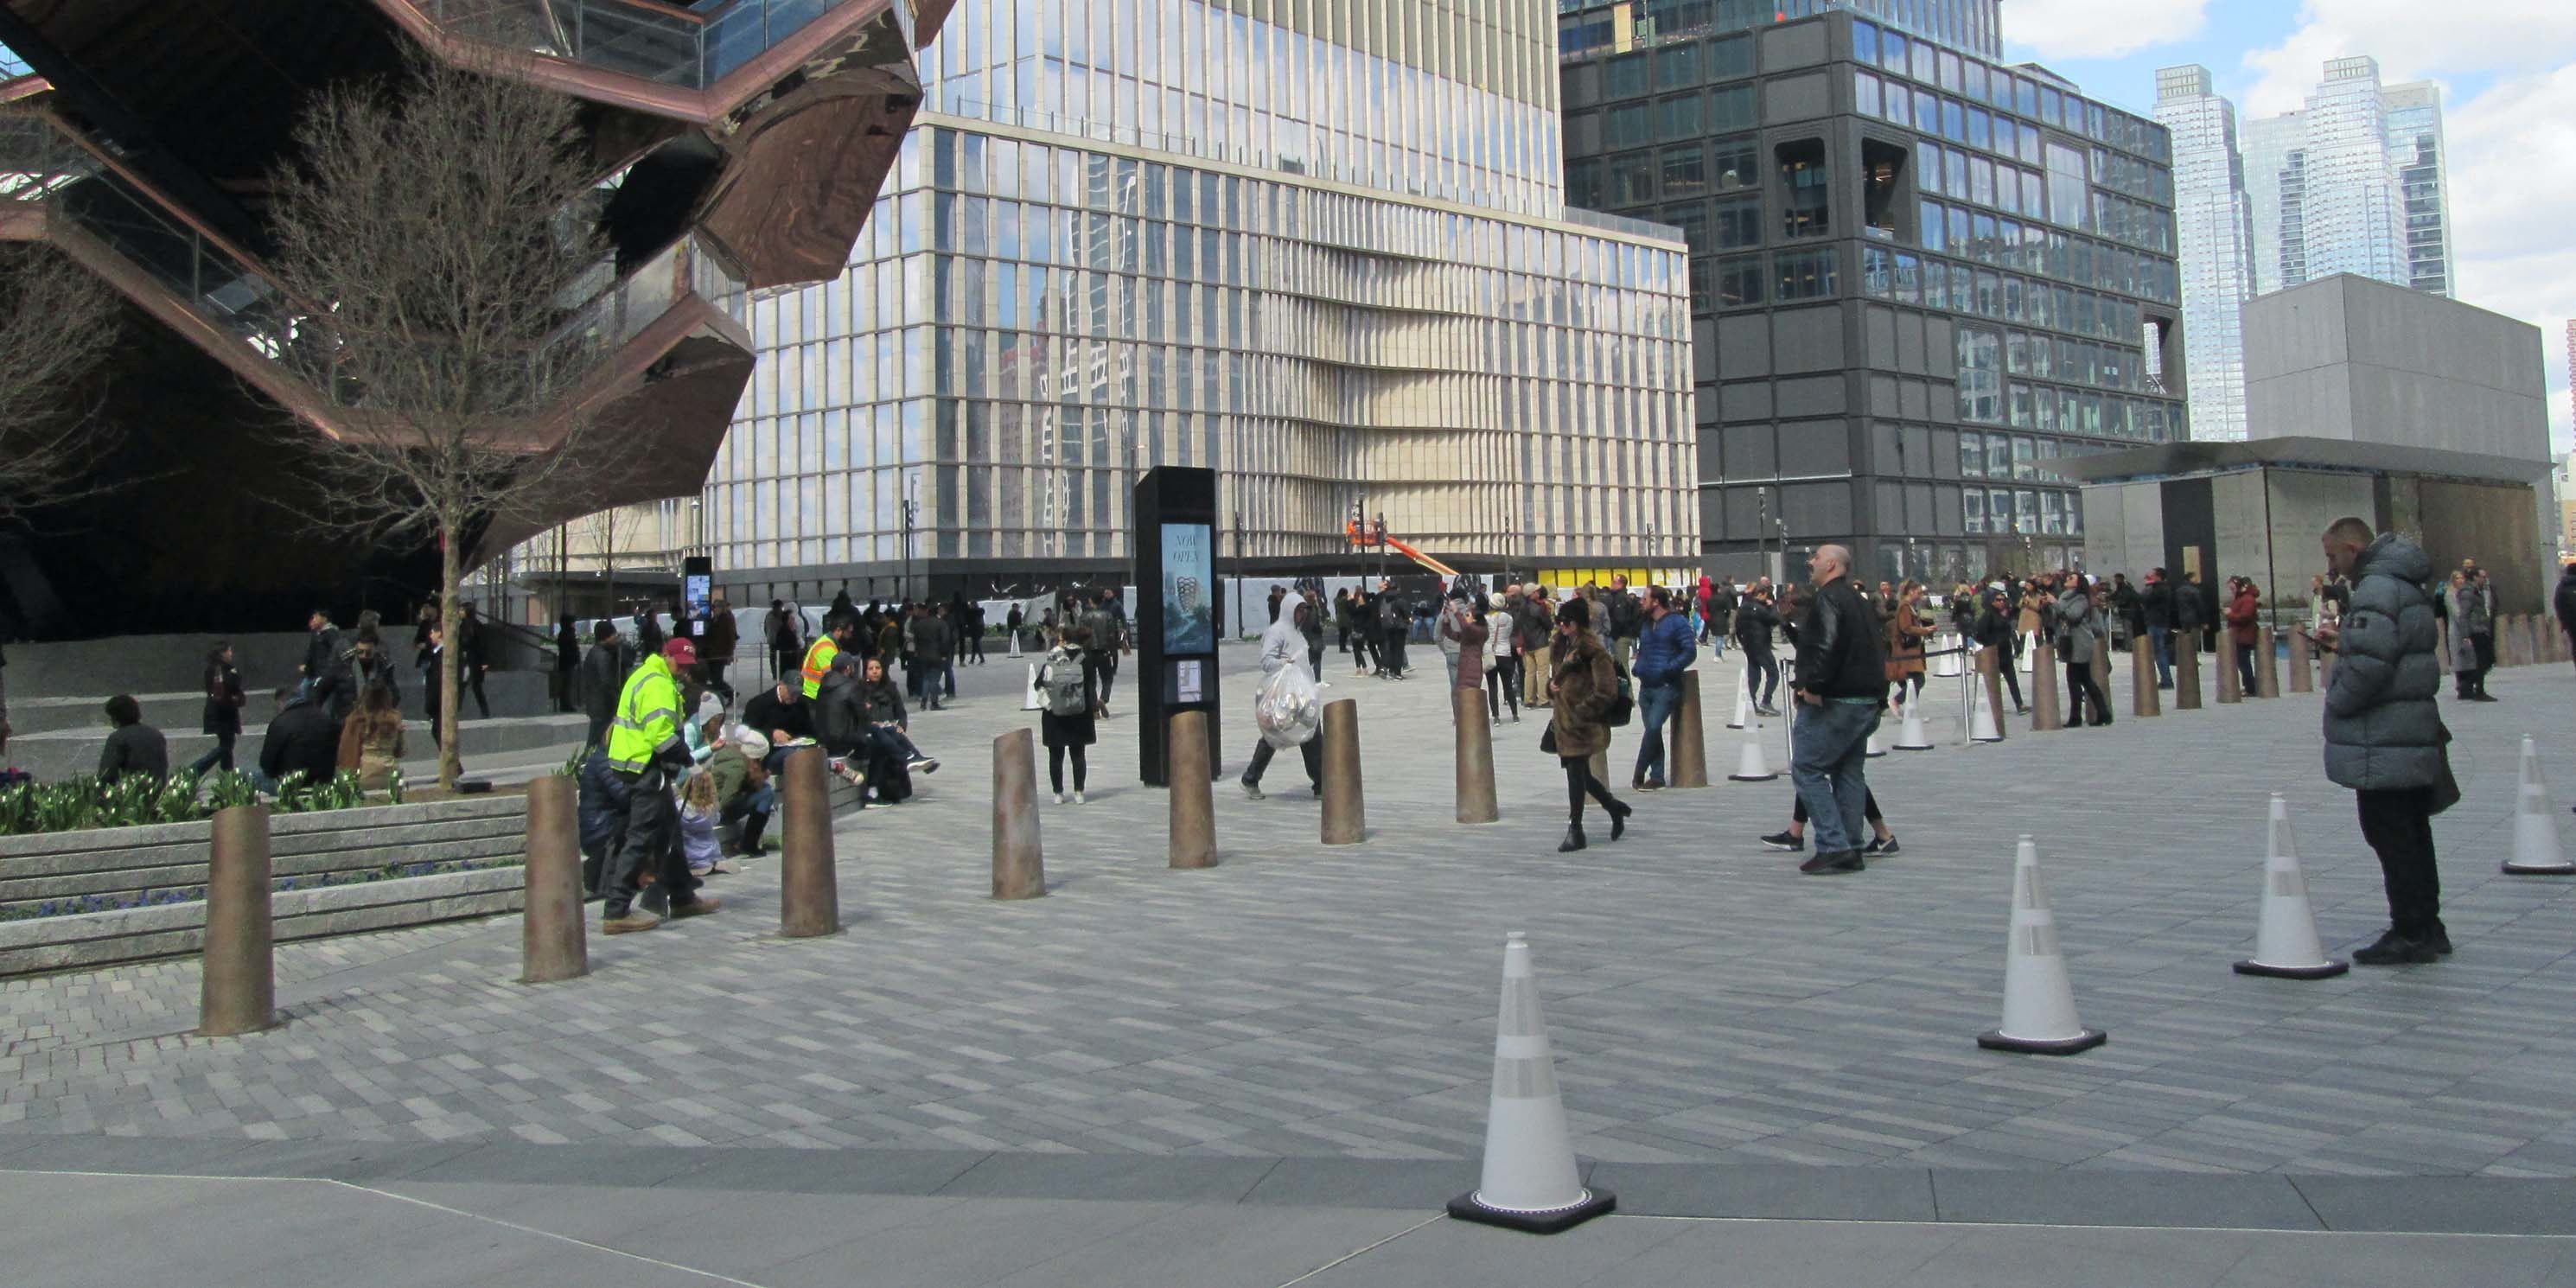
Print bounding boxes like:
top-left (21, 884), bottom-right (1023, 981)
top-left (601, 637), bottom-right (719, 934)
top-left (800, 615), bottom-right (858, 698)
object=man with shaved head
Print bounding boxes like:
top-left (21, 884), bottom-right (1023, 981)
top-left (1786, 544), bottom-right (1887, 874)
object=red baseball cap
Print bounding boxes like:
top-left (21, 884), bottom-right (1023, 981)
top-left (661, 638), bottom-right (698, 666)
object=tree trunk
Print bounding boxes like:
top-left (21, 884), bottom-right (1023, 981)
top-left (438, 529), bottom-right (463, 791)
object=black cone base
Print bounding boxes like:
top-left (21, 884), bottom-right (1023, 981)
top-left (2501, 860), bottom-right (2576, 876)
top-left (1977, 1027), bottom-right (2105, 1056)
top-left (1897, 744), bottom-right (1935, 752)
top-left (1447, 1187), bottom-right (1616, 1234)
top-left (2234, 959), bottom-right (2350, 979)
top-left (1727, 773), bottom-right (1778, 782)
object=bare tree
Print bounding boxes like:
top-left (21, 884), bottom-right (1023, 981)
top-left (576, 503), bottom-right (651, 620)
top-left (0, 244), bottom-right (123, 523)
top-left (265, 49), bottom-right (629, 789)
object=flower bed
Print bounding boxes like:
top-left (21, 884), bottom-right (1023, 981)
top-left (0, 794), bottom-right (530, 977)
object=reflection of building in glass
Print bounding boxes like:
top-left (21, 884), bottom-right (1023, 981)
top-left (2155, 65), bottom-right (2256, 442)
top-left (1561, 7), bottom-right (2185, 583)
top-left (702, 0), bottom-right (1697, 599)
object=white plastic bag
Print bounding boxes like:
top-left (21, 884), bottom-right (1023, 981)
top-left (1255, 664), bottom-right (1322, 749)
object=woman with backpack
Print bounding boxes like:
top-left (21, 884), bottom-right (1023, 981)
top-left (1036, 625), bottom-right (1094, 804)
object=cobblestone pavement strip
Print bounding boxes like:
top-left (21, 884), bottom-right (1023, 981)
top-left (4, 648), bottom-right (2573, 1177)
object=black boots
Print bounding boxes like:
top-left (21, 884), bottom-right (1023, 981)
top-left (1609, 800), bottom-right (1632, 841)
top-left (1559, 822), bottom-right (1587, 852)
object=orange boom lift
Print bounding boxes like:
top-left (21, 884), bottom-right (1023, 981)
top-left (1347, 520), bottom-right (1458, 577)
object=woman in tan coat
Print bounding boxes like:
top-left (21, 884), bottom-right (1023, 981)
top-left (1546, 597), bottom-right (1631, 852)
top-left (335, 682), bottom-right (406, 792)
top-left (1884, 580), bottom-right (1933, 707)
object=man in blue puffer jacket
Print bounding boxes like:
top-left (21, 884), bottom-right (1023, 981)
top-left (1629, 586), bottom-right (1699, 791)
top-left (2316, 517), bottom-right (2456, 966)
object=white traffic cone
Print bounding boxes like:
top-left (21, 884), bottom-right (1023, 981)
top-left (1448, 932), bottom-right (1616, 1234)
top-left (1978, 836), bottom-right (2106, 1055)
top-left (1934, 635), bottom-right (1962, 678)
top-left (1021, 663), bottom-right (1044, 712)
top-left (1727, 714), bottom-right (1778, 781)
top-left (2503, 735), bottom-right (2576, 876)
top-left (1727, 678), bottom-right (1750, 730)
top-left (2018, 633), bottom-right (2035, 673)
top-left (1007, 630), bottom-right (1023, 659)
top-left (1865, 719), bottom-right (1888, 758)
top-left (1893, 695), bottom-right (1935, 751)
top-left (2233, 794), bottom-right (2349, 978)
top-left (1968, 681), bottom-right (2004, 743)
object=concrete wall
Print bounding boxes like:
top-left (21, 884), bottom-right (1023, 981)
top-left (2261, 470), bottom-right (2376, 617)
top-left (2244, 275), bottom-right (2550, 463)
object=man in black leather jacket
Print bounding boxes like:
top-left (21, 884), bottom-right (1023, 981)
top-left (1787, 545), bottom-right (1886, 875)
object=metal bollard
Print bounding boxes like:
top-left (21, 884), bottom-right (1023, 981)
top-left (778, 746), bottom-right (842, 937)
top-left (991, 728), bottom-right (1046, 900)
top-left (1454, 687), bottom-right (1500, 824)
top-left (2254, 628), bottom-right (2280, 698)
top-left (1168, 711), bottom-right (1217, 869)
top-left (2089, 636), bottom-right (2113, 711)
top-left (1670, 671), bottom-right (1709, 788)
top-left (520, 775), bottom-right (587, 985)
top-left (1979, 645), bottom-right (2008, 741)
top-left (2288, 629), bottom-right (2313, 693)
top-left (2175, 637), bottom-right (2203, 710)
top-left (2131, 637), bottom-right (2160, 717)
top-left (2217, 633), bottom-right (2241, 704)
top-left (1320, 698), bottom-right (1364, 846)
top-left (2029, 641), bottom-right (2061, 731)
top-left (199, 804), bottom-right (276, 1037)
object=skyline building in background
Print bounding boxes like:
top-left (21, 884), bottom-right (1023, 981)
top-left (1558, 0), bottom-right (2002, 61)
top-left (1561, 3), bottom-right (2186, 583)
top-left (691, 0), bottom-right (1697, 603)
top-left (2153, 65), bottom-right (2256, 442)
top-left (2240, 56), bottom-right (2452, 300)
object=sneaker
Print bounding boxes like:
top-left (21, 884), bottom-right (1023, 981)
top-left (909, 756), bottom-right (941, 775)
top-left (1759, 830), bottom-right (1804, 852)
top-left (602, 910), bottom-right (661, 934)
top-left (1798, 849), bottom-right (1865, 875)
top-left (1636, 779), bottom-right (1666, 792)
top-left (1865, 836), bottom-right (1900, 857)
top-left (2352, 928), bottom-right (2436, 966)
top-left (1054, 792), bottom-right (1067, 805)
top-left (1754, 705), bottom-right (1782, 718)
top-left (668, 896), bottom-right (722, 919)
top-left (1073, 791), bottom-right (1086, 805)
top-left (1240, 779), bottom-right (1265, 800)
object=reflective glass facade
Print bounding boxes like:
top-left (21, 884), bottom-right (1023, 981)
top-left (1563, 10), bottom-right (2184, 583)
top-left (703, 0), bottom-right (1696, 589)
top-left (1558, 0), bottom-right (2001, 62)
top-left (2155, 65), bottom-right (2256, 442)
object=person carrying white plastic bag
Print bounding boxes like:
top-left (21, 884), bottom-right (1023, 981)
top-left (1242, 600), bottom-right (1323, 800)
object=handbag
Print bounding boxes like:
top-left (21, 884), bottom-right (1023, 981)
top-left (1604, 659), bottom-right (1635, 728)
top-left (1539, 724), bottom-right (1559, 756)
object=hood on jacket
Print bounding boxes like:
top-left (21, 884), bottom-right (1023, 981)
top-left (2353, 531), bottom-right (2430, 589)
top-left (1259, 602), bottom-right (1308, 672)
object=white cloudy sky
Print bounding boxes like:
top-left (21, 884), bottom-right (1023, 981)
top-left (2005, 0), bottom-right (2576, 450)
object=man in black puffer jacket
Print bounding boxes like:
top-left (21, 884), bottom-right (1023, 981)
top-left (1787, 545), bottom-right (1886, 876)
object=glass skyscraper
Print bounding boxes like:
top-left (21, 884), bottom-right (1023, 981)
top-left (1562, 7), bottom-right (2185, 583)
top-left (2155, 66), bottom-right (2256, 442)
top-left (2241, 57), bottom-right (2452, 301)
top-left (1559, 0), bottom-right (2002, 62)
top-left (697, 0), bottom-right (1697, 596)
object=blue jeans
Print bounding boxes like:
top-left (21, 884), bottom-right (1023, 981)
top-left (1790, 698), bottom-right (1879, 855)
top-left (1632, 680), bottom-right (1681, 784)
top-left (2149, 626), bottom-right (2173, 686)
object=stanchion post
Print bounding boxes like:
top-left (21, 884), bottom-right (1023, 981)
top-left (2030, 641), bottom-right (2061, 731)
top-left (1670, 671), bottom-right (1709, 788)
top-left (198, 804), bottom-right (276, 1036)
top-left (991, 728), bottom-right (1046, 900)
top-left (520, 774), bottom-right (587, 985)
top-left (1320, 698), bottom-right (1364, 845)
top-left (1169, 711), bottom-right (1217, 869)
top-left (778, 746), bottom-right (842, 937)
top-left (2131, 637), bottom-right (2160, 717)
top-left (1455, 687), bottom-right (1500, 824)
top-left (1980, 645), bottom-right (2008, 741)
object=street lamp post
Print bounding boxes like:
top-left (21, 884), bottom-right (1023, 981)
top-left (902, 476), bottom-right (920, 604)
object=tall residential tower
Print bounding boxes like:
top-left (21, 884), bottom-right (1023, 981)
top-left (2153, 65), bottom-right (2256, 442)
top-left (2241, 57), bottom-right (2452, 300)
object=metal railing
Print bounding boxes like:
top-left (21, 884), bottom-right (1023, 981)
top-left (405, 0), bottom-right (892, 92)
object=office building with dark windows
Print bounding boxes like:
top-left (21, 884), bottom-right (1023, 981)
top-left (696, 0), bottom-right (1698, 602)
top-left (1559, 4), bottom-right (2187, 583)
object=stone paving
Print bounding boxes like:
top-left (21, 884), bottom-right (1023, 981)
top-left (5, 642), bottom-right (2576, 1179)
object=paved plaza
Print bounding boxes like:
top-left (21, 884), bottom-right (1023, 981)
top-left (6, 643), bottom-right (2576, 1283)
